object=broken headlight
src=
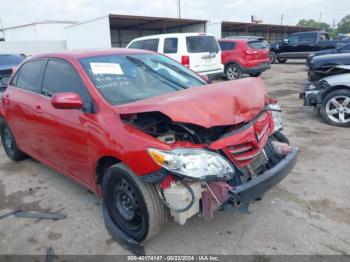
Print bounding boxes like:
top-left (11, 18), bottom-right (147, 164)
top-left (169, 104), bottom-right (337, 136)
top-left (268, 104), bottom-right (283, 133)
top-left (148, 148), bottom-right (234, 180)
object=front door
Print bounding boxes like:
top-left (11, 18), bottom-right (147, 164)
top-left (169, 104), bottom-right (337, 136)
top-left (33, 59), bottom-right (93, 186)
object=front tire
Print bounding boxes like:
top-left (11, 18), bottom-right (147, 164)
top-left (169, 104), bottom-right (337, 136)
top-left (225, 64), bottom-right (241, 80)
top-left (0, 122), bottom-right (26, 161)
top-left (102, 163), bottom-right (167, 243)
top-left (320, 89), bottom-right (350, 127)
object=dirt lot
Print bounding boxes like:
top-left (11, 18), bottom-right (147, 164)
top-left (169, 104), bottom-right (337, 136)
top-left (0, 61), bottom-right (349, 256)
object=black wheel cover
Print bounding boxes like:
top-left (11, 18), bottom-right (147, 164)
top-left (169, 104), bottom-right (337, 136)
top-left (104, 171), bottom-right (149, 242)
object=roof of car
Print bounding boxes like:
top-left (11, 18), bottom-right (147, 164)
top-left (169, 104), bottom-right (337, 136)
top-left (127, 33), bottom-right (214, 43)
top-left (29, 48), bottom-right (154, 60)
top-left (218, 38), bottom-right (248, 43)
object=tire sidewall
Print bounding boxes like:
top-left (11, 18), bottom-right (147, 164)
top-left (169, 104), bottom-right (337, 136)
top-left (269, 52), bottom-right (277, 64)
top-left (1, 122), bottom-right (19, 160)
top-left (225, 63), bottom-right (241, 80)
top-left (320, 89), bottom-right (350, 127)
top-left (102, 165), bottom-right (150, 242)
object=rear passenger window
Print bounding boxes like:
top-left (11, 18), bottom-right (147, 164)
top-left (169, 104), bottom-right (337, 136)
top-left (219, 42), bottom-right (236, 51)
top-left (143, 39), bottom-right (159, 52)
top-left (42, 60), bottom-right (90, 104)
top-left (301, 33), bottom-right (317, 43)
top-left (163, 38), bottom-right (178, 53)
top-left (16, 60), bottom-right (45, 92)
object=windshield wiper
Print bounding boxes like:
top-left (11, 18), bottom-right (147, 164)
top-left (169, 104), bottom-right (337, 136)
top-left (126, 56), bottom-right (187, 89)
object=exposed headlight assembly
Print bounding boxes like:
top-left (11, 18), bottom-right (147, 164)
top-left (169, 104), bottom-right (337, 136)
top-left (148, 148), bottom-right (234, 180)
top-left (268, 104), bottom-right (283, 133)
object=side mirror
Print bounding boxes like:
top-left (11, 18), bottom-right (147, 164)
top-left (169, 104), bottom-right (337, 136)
top-left (51, 92), bottom-right (83, 110)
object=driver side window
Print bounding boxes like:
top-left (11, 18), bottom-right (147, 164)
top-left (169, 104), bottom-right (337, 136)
top-left (42, 59), bottom-right (92, 110)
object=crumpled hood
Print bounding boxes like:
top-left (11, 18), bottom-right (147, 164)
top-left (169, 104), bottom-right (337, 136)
top-left (115, 77), bottom-right (268, 128)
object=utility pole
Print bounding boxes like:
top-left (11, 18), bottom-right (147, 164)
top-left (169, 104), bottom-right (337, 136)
top-left (332, 19), bottom-right (336, 28)
top-left (280, 14), bottom-right (284, 25)
top-left (318, 12), bottom-right (322, 23)
top-left (177, 0), bottom-right (181, 18)
top-left (0, 18), bottom-right (5, 39)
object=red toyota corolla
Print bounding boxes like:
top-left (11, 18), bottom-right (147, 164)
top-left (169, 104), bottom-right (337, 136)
top-left (0, 49), bottom-right (298, 249)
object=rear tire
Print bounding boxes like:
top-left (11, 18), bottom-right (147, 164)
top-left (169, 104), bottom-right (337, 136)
top-left (277, 58), bottom-right (287, 64)
top-left (225, 64), bottom-right (241, 80)
top-left (269, 52), bottom-right (277, 64)
top-left (320, 89), bottom-right (350, 127)
top-left (249, 72), bottom-right (261, 77)
top-left (102, 163), bottom-right (168, 243)
top-left (0, 122), bottom-right (26, 161)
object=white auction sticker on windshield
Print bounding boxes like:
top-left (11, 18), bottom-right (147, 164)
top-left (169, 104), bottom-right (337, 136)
top-left (90, 63), bottom-right (124, 75)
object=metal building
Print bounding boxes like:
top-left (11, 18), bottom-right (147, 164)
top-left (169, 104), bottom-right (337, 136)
top-left (207, 21), bottom-right (318, 42)
top-left (65, 14), bottom-right (207, 49)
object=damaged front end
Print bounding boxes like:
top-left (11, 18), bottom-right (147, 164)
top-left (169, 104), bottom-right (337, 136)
top-left (121, 103), bottom-right (299, 225)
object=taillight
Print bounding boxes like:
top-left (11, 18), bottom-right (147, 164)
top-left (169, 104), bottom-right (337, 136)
top-left (181, 56), bottom-right (190, 67)
top-left (246, 49), bottom-right (258, 55)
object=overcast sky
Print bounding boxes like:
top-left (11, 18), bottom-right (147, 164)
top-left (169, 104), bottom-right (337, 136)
top-left (0, 0), bottom-right (349, 28)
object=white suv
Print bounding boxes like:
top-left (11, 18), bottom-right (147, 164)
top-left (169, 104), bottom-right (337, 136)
top-left (127, 33), bottom-right (224, 79)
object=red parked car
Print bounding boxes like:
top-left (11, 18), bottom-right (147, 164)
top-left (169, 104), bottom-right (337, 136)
top-left (219, 39), bottom-right (271, 80)
top-left (0, 49), bottom-right (298, 252)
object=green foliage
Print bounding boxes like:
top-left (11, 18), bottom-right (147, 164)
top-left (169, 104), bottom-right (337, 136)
top-left (337, 15), bottom-right (350, 33)
top-left (297, 19), bottom-right (330, 31)
top-left (297, 15), bottom-right (350, 37)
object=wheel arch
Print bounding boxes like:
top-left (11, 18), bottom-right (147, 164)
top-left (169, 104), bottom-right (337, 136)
top-left (95, 156), bottom-right (122, 185)
top-left (321, 85), bottom-right (350, 101)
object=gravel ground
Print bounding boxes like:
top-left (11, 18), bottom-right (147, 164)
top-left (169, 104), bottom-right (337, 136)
top-left (0, 61), bottom-right (349, 256)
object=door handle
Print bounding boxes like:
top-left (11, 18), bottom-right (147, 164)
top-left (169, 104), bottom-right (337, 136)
top-left (34, 105), bottom-right (43, 113)
top-left (3, 94), bottom-right (10, 105)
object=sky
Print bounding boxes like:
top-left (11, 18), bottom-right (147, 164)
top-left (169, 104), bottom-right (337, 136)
top-left (0, 0), bottom-right (349, 28)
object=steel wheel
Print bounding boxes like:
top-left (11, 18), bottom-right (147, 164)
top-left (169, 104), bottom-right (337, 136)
top-left (225, 64), bottom-right (241, 80)
top-left (102, 163), bottom-right (167, 243)
top-left (106, 176), bottom-right (147, 239)
top-left (325, 96), bottom-right (350, 124)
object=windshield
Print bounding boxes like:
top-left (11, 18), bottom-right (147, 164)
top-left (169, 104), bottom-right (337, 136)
top-left (0, 55), bottom-right (24, 67)
top-left (80, 53), bottom-right (206, 105)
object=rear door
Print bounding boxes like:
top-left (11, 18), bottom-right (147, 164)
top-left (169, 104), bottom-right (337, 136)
top-left (299, 32), bottom-right (318, 53)
top-left (162, 37), bottom-right (180, 62)
top-left (219, 41), bottom-right (238, 65)
top-left (3, 59), bottom-right (45, 155)
top-left (185, 35), bottom-right (222, 73)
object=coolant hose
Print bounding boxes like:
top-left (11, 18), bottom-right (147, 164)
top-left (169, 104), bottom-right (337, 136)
top-left (160, 180), bottom-right (195, 213)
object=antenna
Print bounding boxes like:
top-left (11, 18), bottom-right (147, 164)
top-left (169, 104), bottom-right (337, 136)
top-left (177, 0), bottom-right (181, 18)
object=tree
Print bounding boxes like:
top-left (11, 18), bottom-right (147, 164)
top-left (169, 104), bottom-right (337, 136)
top-left (297, 19), bottom-right (330, 31)
top-left (337, 15), bottom-right (350, 33)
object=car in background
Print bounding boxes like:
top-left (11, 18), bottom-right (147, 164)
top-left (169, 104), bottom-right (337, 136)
top-left (127, 33), bottom-right (223, 80)
top-left (269, 31), bottom-right (350, 64)
top-left (218, 38), bottom-right (270, 80)
top-left (225, 35), bottom-right (270, 48)
top-left (0, 49), bottom-right (298, 251)
top-left (301, 68), bottom-right (350, 127)
top-left (0, 53), bottom-right (25, 91)
top-left (308, 53), bottom-right (350, 82)
top-left (307, 43), bottom-right (350, 67)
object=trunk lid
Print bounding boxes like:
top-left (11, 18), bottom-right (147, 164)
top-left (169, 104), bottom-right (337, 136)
top-left (116, 77), bottom-right (267, 128)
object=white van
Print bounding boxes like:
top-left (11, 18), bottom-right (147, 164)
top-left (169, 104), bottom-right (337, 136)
top-left (127, 33), bottom-right (224, 79)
